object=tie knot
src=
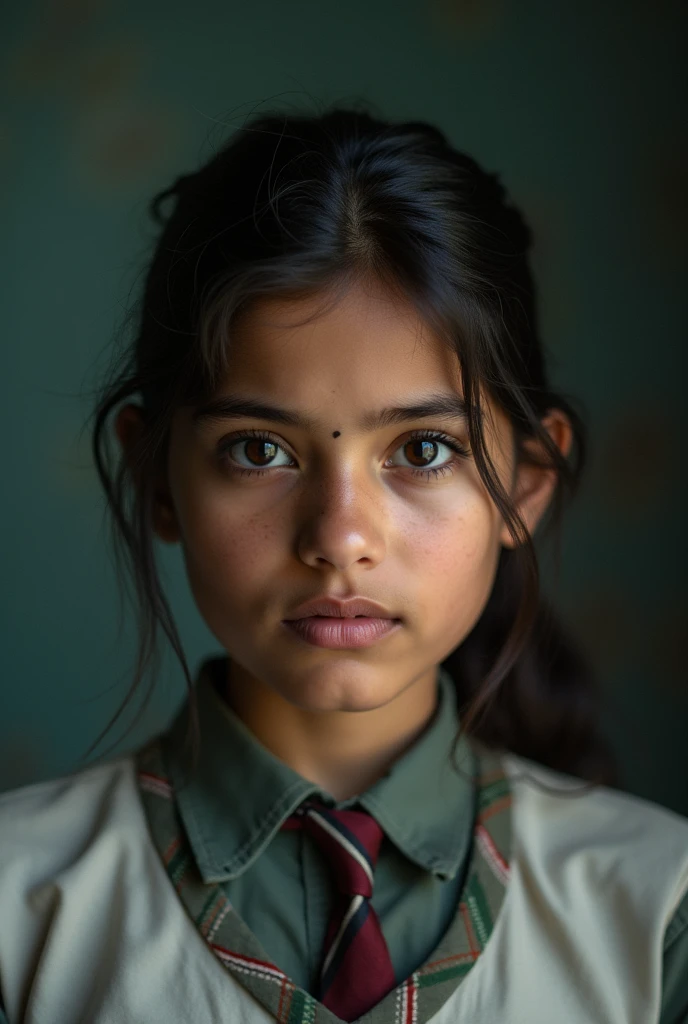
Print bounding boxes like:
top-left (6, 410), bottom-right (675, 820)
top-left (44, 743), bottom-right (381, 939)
top-left (283, 799), bottom-right (385, 898)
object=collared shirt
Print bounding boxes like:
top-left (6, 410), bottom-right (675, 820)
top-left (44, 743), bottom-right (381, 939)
top-left (0, 655), bottom-right (687, 1022)
top-left (153, 654), bottom-right (688, 1019)
top-left (160, 656), bottom-right (477, 991)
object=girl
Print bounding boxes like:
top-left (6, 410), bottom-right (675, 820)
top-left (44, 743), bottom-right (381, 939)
top-left (0, 105), bottom-right (686, 1024)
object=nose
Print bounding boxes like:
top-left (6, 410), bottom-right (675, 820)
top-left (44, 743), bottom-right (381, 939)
top-left (295, 467), bottom-right (387, 572)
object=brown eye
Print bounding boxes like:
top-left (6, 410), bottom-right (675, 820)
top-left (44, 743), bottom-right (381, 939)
top-left (403, 438), bottom-right (440, 468)
top-left (242, 439), bottom-right (279, 467)
top-left (387, 430), bottom-right (470, 479)
top-left (217, 430), bottom-right (294, 473)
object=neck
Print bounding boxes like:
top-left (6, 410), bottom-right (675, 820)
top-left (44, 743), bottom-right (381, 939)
top-left (221, 660), bottom-right (440, 801)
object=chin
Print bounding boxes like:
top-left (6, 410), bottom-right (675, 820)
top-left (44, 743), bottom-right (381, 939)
top-left (280, 667), bottom-right (398, 714)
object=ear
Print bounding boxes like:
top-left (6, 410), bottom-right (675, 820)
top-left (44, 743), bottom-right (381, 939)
top-left (114, 403), bottom-right (182, 545)
top-left (499, 409), bottom-right (573, 549)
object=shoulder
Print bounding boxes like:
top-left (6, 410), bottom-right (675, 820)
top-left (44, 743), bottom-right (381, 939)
top-left (0, 755), bottom-right (142, 875)
top-left (0, 753), bottom-right (157, 1002)
top-left (502, 751), bottom-right (688, 844)
top-left (501, 752), bottom-right (688, 920)
top-left (0, 754), bottom-right (137, 818)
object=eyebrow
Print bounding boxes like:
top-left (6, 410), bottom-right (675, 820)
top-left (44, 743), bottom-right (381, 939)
top-left (192, 391), bottom-right (468, 432)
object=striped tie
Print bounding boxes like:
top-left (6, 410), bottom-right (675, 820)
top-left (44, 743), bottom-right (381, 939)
top-left (281, 798), bottom-right (397, 1020)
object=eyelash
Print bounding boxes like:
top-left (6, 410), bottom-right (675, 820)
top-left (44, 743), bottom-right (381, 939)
top-left (216, 428), bottom-right (471, 481)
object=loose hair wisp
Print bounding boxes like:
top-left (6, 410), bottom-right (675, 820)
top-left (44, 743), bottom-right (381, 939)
top-left (87, 105), bottom-right (616, 790)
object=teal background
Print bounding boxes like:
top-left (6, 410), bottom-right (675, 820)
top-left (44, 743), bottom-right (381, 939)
top-left (2, 0), bottom-right (687, 812)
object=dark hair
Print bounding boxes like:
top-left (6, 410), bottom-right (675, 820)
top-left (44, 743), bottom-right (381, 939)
top-left (86, 102), bottom-right (617, 788)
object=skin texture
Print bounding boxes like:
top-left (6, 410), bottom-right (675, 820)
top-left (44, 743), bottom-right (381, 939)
top-left (116, 278), bottom-right (572, 799)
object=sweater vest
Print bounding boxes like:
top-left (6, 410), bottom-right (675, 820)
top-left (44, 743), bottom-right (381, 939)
top-left (0, 753), bottom-right (686, 1023)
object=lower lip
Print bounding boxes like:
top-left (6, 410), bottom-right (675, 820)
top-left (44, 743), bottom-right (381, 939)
top-left (282, 616), bottom-right (401, 649)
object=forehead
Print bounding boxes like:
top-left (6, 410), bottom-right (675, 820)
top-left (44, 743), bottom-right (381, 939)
top-left (224, 279), bottom-right (462, 410)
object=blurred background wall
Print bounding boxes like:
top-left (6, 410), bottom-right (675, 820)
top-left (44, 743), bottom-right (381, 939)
top-left (2, 0), bottom-right (686, 813)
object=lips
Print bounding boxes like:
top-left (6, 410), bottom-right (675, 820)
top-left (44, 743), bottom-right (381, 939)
top-left (284, 614), bottom-right (401, 649)
top-left (283, 596), bottom-right (399, 621)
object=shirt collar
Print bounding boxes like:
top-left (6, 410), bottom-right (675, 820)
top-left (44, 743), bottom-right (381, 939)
top-left (161, 656), bottom-right (477, 885)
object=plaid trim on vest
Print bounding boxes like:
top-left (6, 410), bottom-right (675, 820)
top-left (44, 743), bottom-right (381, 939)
top-left (135, 736), bottom-right (512, 1024)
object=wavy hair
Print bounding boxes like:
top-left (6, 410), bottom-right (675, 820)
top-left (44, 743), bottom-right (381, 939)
top-left (86, 103), bottom-right (617, 788)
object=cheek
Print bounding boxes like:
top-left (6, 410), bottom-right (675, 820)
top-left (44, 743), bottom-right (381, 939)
top-left (176, 489), bottom-right (285, 604)
top-left (398, 495), bottom-right (501, 629)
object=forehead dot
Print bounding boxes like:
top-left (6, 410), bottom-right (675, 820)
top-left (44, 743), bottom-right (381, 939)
top-left (332, 431), bottom-right (341, 438)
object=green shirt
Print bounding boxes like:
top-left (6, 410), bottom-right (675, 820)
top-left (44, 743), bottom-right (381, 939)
top-left (1, 654), bottom-right (686, 1022)
top-left (1, 655), bottom-right (688, 1024)
top-left (161, 657), bottom-right (476, 991)
top-left (158, 655), bottom-right (688, 1019)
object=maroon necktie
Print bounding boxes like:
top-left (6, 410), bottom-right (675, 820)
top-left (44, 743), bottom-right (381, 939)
top-left (281, 798), bottom-right (397, 1020)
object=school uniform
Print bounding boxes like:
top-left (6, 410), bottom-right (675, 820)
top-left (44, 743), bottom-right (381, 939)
top-left (0, 655), bottom-right (687, 1023)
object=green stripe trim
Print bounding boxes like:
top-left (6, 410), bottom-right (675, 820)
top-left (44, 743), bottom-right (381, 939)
top-left (464, 873), bottom-right (492, 949)
top-left (286, 988), bottom-right (317, 1023)
top-left (417, 961), bottom-right (473, 988)
top-left (134, 734), bottom-right (514, 1024)
top-left (478, 778), bottom-right (509, 810)
top-left (196, 890), bottom-right (224, 934)
top-left (168, 847), bottom-right (192, 886)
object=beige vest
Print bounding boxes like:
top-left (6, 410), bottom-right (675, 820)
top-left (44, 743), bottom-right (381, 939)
top-left (0, 753), bottom-right (686, 1023)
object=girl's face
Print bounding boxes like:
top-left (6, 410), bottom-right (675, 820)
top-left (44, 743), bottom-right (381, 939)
top-left (135, 278), bottom-right (561, 716)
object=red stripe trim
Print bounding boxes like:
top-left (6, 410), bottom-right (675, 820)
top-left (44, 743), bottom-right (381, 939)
top-left (276, 976), bottom-right (295, 1022)
top-left (477, 793), bottom-right (512, 824)
top-left (138, 770), bottom-right (171, 786)
top-left (200, 894), bottom-right (228, 937)
top-left (475, 822), bottom-right (510, 881)
top-left (211, 945), bottom-right (289, 980)
top-left (422, 950), bottom-right (476, 972)
top-left (403, 975), bottom-right (417, 1024)
top-left (459, 902), bottom-right (480, 958)
top-left (138, 771), bottom-right (173, 797)
top-left (163, 836), bottom-right (181, 865)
